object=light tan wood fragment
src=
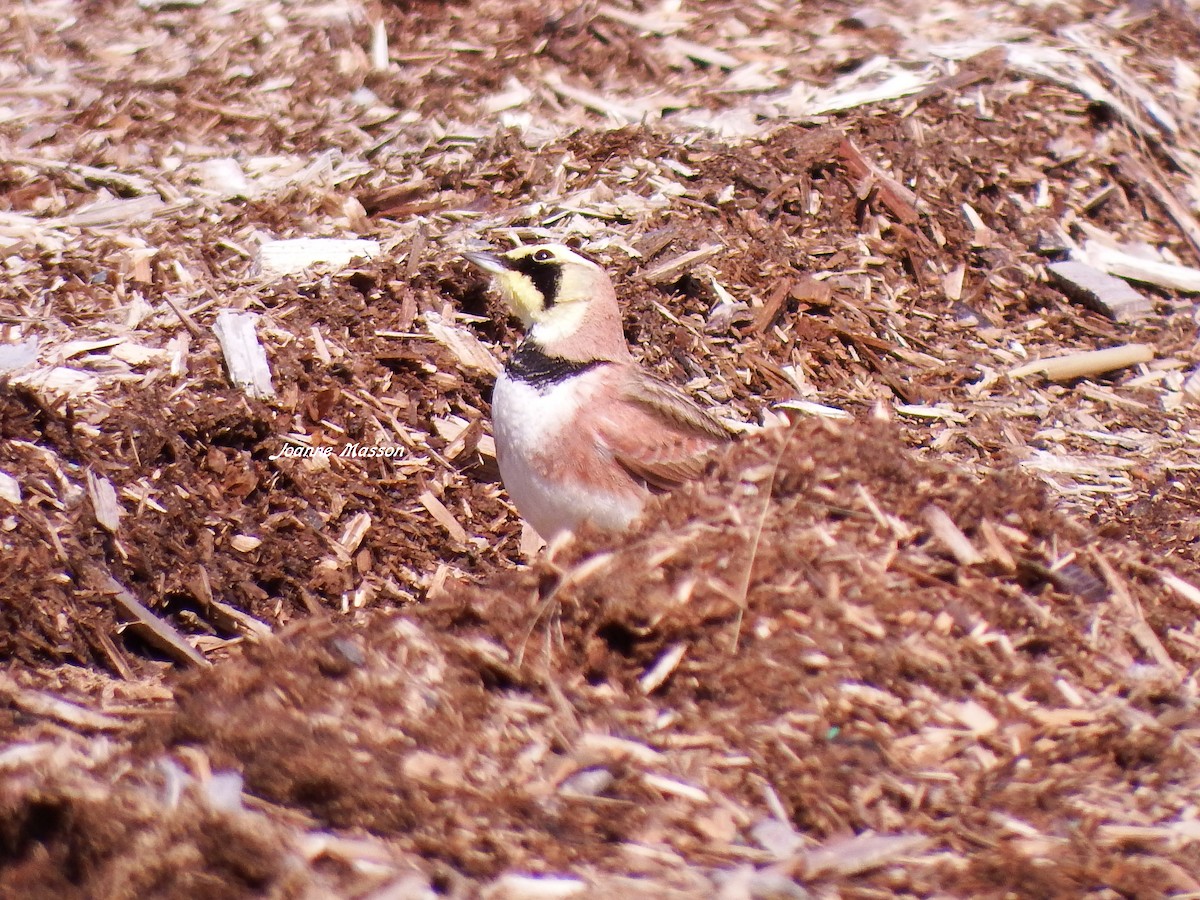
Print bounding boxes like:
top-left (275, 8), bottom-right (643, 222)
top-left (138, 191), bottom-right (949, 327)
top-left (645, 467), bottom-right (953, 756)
top-left (923, 505), bottom-right (984, 566)
top-left (1009, 344), bottom-right (1153, 381)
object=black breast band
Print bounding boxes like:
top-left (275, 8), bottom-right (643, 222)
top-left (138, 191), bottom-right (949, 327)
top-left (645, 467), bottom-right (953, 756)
top-left (506, 340), bottom-right (604, 390)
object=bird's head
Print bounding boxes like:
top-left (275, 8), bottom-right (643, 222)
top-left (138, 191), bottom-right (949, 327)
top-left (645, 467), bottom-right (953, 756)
top-left (464, 243), bottom-right (613, 341)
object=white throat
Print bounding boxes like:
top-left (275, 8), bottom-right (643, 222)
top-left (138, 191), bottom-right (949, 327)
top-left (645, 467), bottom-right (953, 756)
top-left (528, 302), bottom-right (589, 346)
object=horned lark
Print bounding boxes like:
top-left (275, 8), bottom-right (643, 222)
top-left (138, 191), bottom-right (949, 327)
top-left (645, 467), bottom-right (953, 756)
top-left (464, 243), bottom-right (731, 539)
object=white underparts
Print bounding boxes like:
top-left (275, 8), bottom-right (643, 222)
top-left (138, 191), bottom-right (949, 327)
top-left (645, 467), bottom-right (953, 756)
top-left (492, 368), bottom-right (644, 538)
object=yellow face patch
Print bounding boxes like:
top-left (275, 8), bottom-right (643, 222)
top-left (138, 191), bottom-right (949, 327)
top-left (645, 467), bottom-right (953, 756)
top-left (495, 268), bottom-right (548, 326)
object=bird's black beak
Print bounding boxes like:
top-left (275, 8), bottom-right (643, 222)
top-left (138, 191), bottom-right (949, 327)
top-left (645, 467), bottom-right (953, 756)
top-left (463, 250), bottom-right (509, 275)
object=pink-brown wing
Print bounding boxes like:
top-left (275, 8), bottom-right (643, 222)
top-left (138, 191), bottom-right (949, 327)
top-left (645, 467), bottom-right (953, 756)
top-left (594, 370), bottom-right (732, 492)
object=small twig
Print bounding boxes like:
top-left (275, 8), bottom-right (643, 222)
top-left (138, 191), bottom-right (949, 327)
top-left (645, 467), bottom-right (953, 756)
top-left (162, 293), bottom-right (203, 338)
top-left (1093, 555), bottom-right (1181, 679)
top-left (1009, 343), bottom-right (1153, 382)
top-left (836, 138), bottom-right (921, 224)
top-left (729, 420), bottom-right (798, 652)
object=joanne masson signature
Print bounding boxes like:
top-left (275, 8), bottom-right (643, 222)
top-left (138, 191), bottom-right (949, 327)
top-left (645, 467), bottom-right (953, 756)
top-left (269, 443), bottom-right (403, 461)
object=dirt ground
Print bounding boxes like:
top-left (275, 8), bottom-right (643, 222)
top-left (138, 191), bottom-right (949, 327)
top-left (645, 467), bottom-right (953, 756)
top-left (3, 0), bottom-right (1200, 897)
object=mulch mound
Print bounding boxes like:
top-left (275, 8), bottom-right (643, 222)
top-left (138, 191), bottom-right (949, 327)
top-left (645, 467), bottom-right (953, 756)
top-left (5, 423), bottom-right (1199, 896)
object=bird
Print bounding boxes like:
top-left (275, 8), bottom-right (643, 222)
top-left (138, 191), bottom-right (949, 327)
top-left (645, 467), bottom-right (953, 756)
top-left (463, 243), bottom-right (732, 540)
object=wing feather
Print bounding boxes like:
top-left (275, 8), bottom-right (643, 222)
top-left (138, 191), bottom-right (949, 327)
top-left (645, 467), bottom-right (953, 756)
top-left (620, 374), bottom-right (732, 442)
top-left (596, 371), bottom-right (733, 492)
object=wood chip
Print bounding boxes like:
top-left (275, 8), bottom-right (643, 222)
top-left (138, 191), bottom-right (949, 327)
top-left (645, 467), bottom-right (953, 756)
top-left (576, 733), bottom-right (665, 765)
top-left (0, 155), bottom-right (156, 195)
top-left (1029, 708), bottom-right (1101, 727)
top-left (231, 534), bottom-right (262, 552)
top-left (1161, 572), bottom-right (1200, 609)
top-left (752, 280), bottom-right (792, 333)
top-left (1077, 241), bottom-right (1200, 294)
top-left (897, 404), bottom-right (968, 423)
top-left (837, 138), bottom-right (921, 224)
top-left (961, 202), bottom-right (996, 247)
top-left (405, 223), bottom-right (427, 282)
top-left (423, 310), bottom-right (500, 376)
top-left (0, 337), bottom-right (39, 373)
top-left (482, 875), bottom-right (586, 899)
top-left (945, 699), bottom-right (999, 734)
top-left (93, 571), bottom-right (209, 668)
top-left (661, 36), bottom-right (740, 70)
top-left (641, 772), bottom-right (710, 803)
top-left (163, 294), bottom-right (203, 338)
top-left (639, 244), bottom-right (723, 284)
top-left (1094, 555), bottom-right (1182, 678)
top-left (1047, 260), bottom-right (1154, 322)
top-left (190, 567), bottom-right (271, 638)
top-left (1009, 344), bottom-right (1154, 381)
top-left (213, 311), bottom-right (276, 400)
top-left (1099, 822), bottom-right (1200, 846)
top-left (542, 70), bottom-right (676, 125)
top-left (943, 264), bottom-right (966, 302)
top-left (596, 2), bottom-right (688, 35)
top-left (923, 505), bottom-right (984, 566)
top-left (785, 62), bottom-right (929, 116)
top-left (775, 399), bottom-right (852, 420)
top-left (11, 366), bottom-right (100, 396)
top-left (86, 469), bottom-right (122, 533)
top-left (418, 490), bottom-right (468, 543)
top-left (791, 832), bottom-right (931, 878)
top-left (194, 158), bottom-right (253, 199)
top-left (639, 643), bottom-right (687, 693)
top-left (977, 519), bottom-right (1016, 572)
top-left (310, 325), bottom-right (332, 364)
top-left (0, 672), bottom-right (127, 732)
top-left (0, 471), bottom-right (22, 504)
top-left (369, 18), bottom-right (389, 72)
top-left (1182, 367), bottom-right (1200, 404)
top-left (60, 195), bottom-right (178, 228)
top-left (1118, 156), bottom-right (1200, 256)
top-left (336, 512), bottom-right (372, 555)
top-left (401, 750), bottom-right (464, 787)
top-left (255, 238), bottom-right (380, 279)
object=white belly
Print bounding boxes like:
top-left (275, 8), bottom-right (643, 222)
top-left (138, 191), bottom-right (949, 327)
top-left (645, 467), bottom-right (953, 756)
top-left (492, 370), bottom-right (643, 538)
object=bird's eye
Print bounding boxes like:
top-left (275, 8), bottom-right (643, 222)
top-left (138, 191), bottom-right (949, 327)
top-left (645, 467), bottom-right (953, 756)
top-left (532, 248), bottom-right (554, 263)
